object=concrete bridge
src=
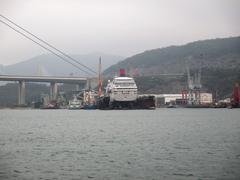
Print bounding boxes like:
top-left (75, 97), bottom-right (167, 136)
top-left (0, 75), bottom-right (96, 105)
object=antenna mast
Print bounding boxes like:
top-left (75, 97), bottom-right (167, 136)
top-left (98, 57), bottom-right (103, 97)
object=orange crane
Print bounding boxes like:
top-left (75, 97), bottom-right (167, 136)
top-left (231, 83), bottom-right (240, 108)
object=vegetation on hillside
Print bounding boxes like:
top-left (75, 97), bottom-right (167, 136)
top-left (132, 68), bottom-right (240, 99)
top-left (1, 37), bottom-right (240, 106)
top-left (103, 36), bottom-right (240, 98)
top-left (105, 36), bottom-right (240, 76)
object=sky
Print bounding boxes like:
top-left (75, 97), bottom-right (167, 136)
top-left (0, 0), bottom-right (239, 65)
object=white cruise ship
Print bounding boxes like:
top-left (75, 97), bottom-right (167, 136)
top-left (105, 69), bottom-right (138, 105)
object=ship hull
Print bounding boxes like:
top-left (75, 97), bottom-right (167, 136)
top-left (83, 104), bottom-right (97, 110)
top-left (97, 95), bottom-right (155, 110)
top-left (110, 94), bottom-right (137, 102)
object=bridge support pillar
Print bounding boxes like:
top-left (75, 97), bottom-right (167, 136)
top-left (50, 82), bottom-right (58, 100)
top-left (76, 84), bottom-right (81, 91)
top-left (85, 79), bottom-right (91, 90)
top-left (18, 81), bottom-right (26, 105)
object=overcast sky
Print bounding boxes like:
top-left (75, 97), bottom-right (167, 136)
top-left (0, 0), bottom-right (239, 65)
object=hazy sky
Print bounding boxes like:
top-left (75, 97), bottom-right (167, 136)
top-left (0, 0), bottom-right (239, 65)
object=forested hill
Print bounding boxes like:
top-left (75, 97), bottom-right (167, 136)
top-left (104, 36), bottom-right (240, 76)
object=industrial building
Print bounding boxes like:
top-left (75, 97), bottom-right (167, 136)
top-left (143, 93), bottom-right (213, 107)
top-left (200, 93), bottom-right (213, 105)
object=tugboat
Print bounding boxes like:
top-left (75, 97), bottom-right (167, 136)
top-left (68, 95), bottom-right (83, 110)
top-left (83, 90), bottom-right (97, 109)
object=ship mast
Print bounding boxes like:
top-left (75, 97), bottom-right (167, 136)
top-left (98, 56), bottom-right (103, 97)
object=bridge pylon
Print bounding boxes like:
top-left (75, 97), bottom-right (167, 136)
top-left (18, 80), bottom-right (26, 105)
top-left (50, 82), bottom-right (58, 100)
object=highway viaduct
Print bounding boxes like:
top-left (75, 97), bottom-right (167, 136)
top-left (0, 75), bottom-right (97, 105)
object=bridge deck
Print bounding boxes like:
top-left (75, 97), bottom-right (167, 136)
top-left (0, 75), bottom-right (88, 84)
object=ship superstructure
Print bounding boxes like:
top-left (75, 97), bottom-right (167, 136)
top-left (106, 76), bottom-right (138, 102)
top-left (97, 68), bottom-right (155, 110)
top-left (105, 69), bottom-right (138, 108)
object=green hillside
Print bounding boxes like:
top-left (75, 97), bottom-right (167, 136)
top-left (104, 36), bottom-right (240, 98)
top-left (1, 37), bottom-right (240, 107)
top-left (105, 36), bottom-right (240, 76)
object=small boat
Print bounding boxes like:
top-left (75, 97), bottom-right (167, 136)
top-left (42, 100), bottom-right (59, 109)
top-left (83, 104), bottom-right (97, 110)
top-left (68, 95), bottom-right (83, 110)
top-left (83, 90), bottom-right (97, 110)
top-left (167, 102), bottom-right (176, 108)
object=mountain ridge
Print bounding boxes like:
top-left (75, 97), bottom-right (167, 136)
top-left (104, 36), bottom-right (240, 76)
top-left (1, 52), bottom-right (124, 76)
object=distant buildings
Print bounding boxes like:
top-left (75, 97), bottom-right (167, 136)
top-left (142, 93), bottom-right (213, 107)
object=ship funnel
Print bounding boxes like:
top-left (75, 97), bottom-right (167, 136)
top-left (119, 69), bottom-right (126, 77)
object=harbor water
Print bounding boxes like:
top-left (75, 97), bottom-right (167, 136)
top-left (0, 109), bottom-right (240, 179)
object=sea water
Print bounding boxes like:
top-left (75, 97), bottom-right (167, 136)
top-left (0, 109), bottom-right (240, 179)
